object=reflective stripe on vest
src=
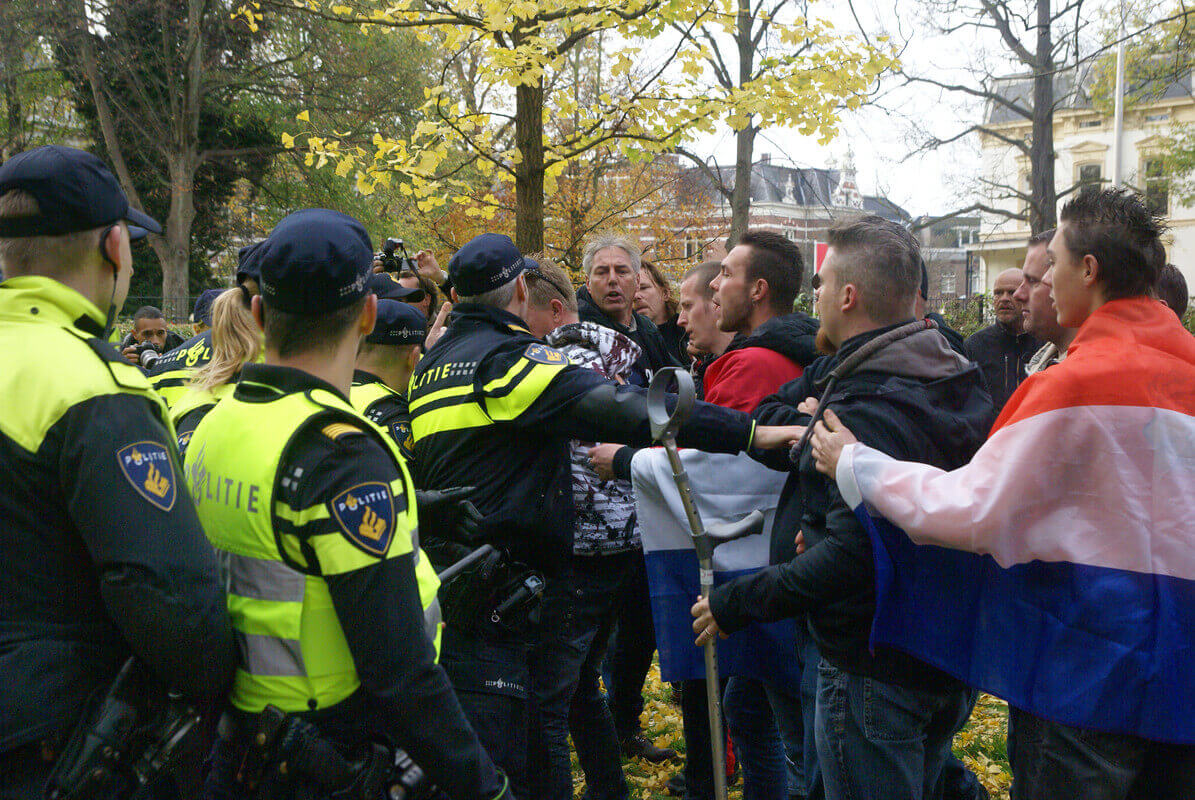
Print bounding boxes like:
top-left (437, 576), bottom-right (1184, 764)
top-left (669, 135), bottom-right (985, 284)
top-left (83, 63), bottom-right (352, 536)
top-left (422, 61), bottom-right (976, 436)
top-left (186, 385), bottom-right (436, 713)
top-left (408, 353), bottom-right (565, 441)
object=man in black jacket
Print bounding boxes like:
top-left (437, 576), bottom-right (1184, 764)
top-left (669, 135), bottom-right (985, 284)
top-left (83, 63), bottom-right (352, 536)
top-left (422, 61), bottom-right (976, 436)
top-left (574, 231), bottom-right (680, 761)
top-left (693, 215), bottom-right (994, 800)
top-left (963, 268), bottom-right (1038, 411)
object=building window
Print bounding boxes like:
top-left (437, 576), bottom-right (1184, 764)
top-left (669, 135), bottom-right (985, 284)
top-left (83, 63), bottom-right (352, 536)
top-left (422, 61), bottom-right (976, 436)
top-left (1078, 162), bottom-right (1102, 188)
top-left (1143, 158), bottom-right (1169, 216)
top-left (684, 238), bottom-right (701, 260)
top-left (940, 272), bottom-right (955, 295)
top-left (1079, 119), bottom-right (1102, 129)
top-left (1146, 112), bottom-right (1170, 123)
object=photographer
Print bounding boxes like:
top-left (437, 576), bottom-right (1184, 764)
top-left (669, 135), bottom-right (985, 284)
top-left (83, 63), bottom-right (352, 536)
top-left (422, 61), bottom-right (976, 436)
top-left (0, 146), bottom-right (234, 796)
top-left (120, 305), bottom-right (184, 368)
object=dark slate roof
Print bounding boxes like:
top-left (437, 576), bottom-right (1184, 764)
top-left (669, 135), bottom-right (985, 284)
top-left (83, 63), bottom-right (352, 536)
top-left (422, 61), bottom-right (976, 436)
top-left (681, 163), bottom-right (909, 223)
top-left (986, 63), bottom-right (1192, 124)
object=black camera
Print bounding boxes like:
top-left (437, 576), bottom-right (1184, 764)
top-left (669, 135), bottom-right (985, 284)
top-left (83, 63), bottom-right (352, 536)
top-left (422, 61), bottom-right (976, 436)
top-left (376, 238), bottom-right (416, 274)
top-left (132, 340), bottom-right (161, 370)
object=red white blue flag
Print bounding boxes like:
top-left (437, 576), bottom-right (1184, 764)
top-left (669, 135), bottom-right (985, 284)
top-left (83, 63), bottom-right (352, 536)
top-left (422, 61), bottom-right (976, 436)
top-left (836, 297), bottom-right (1195, 744)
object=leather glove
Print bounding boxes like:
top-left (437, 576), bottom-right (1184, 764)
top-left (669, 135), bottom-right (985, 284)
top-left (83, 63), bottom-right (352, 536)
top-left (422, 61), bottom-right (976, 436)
top-left (415, 486), bottom-right (485, 545)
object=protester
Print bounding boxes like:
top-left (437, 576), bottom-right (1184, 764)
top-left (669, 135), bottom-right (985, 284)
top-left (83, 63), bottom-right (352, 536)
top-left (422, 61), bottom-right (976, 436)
top-left (1155, 262), bottom-right (1189, 318)
top-left (692, 214), bottom-right (993, 800)
top-left (1011, 229), bottom-right (1073, 375)
top-left (0, 144), bottom-right (234, 793)
top-left (636, 259), bottom-right (688, 365)
top-left (405, 232), bottom-right (806, 795)
top-left (963, 268), bottom-right (1038, 410)
top-left (576, 232), bottom-right (680, 762)
top-left (120, 304), bottom-right (184, 365)
top-left (171, 286), bottom-right (261, 456)
top-left (811, 188), bottom-right (1195, 799)
top-left (189, 209), bottom-right (510, 800)
top-left (520, 256), bottom-right (641, 800)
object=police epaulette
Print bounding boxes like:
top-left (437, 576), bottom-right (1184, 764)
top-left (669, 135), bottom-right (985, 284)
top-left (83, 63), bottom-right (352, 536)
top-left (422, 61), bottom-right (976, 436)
top-left (83, 335), bottom-right (128, 364)
top-left (321, 422), bottom-right (364, 441)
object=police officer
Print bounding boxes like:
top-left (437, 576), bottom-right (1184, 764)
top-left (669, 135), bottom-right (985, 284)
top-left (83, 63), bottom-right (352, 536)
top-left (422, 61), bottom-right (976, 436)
top-left (0, 145), bottom-right (235, 796)
top-left (351, 297), bottom-right (427, 462)
top-left (407, 233), bottom-right (805, 795)
top-left (187, 209), bottom-right (510, 800)
top-left (147, 242), bottom-right (263, 409)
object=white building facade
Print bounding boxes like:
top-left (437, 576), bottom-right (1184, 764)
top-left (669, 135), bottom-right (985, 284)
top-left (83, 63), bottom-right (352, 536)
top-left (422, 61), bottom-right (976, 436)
top-left (976, 69), bottom-right (1194, 293)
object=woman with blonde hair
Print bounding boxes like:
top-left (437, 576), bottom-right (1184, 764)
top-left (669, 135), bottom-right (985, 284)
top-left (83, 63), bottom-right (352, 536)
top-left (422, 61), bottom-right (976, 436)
top-left (171, 286), bottom-right (261, 454)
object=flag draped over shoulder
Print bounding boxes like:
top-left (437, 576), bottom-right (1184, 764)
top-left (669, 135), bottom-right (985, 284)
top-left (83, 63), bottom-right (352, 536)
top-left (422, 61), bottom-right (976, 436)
top-left (835, 297), bottom-right (1195, 744)
top-left (632, 448), bottom-right (800, 686)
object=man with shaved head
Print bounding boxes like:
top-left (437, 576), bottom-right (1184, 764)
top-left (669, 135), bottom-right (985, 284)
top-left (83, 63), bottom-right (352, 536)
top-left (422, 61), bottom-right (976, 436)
top-left (964, 266), bottom-right (1040, 410)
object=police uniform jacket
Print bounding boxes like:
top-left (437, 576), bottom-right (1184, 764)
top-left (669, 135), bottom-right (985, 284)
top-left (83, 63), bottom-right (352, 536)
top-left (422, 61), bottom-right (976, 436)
top-left (407, 303), bottom-right (756, 579)
top-left (147, 330), bottom-right (212, 409)
top-left (186, 364), bottom-right (505, 799)
top-left (351, 369), bottom-right (415, 464)
top-left (0, 276), bottom-right (235, 754)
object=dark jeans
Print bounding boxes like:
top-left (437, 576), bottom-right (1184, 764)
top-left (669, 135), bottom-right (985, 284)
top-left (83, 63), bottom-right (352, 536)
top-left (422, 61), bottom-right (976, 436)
top-left (1008, 707), bottom-right (1195, 800)
top-left (814, 661), bottom-right (975, 800)
top-left (601, 551), bottom-right (657, 739)
top-left (0, 745), bottom-right (52, 800)
top-left (679, 677), bottom-right (727, 800)
top-left (724, 677), bottom-right (787, 800)
top-left (527, 554), bottom-right (630, 800)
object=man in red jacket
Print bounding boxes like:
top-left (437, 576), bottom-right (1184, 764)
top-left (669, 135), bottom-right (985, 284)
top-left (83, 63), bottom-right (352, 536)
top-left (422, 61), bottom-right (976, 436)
top-left (705, 231), bottom-right (819, 411)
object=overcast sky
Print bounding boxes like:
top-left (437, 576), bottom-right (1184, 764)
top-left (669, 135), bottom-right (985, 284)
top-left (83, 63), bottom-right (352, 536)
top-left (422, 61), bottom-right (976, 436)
top-left (688, 0), bottom-right (1129, 218)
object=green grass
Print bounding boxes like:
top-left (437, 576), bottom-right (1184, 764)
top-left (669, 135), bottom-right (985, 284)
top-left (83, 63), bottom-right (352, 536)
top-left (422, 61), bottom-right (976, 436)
top-left (572, 663), bottom-right (1012, 800)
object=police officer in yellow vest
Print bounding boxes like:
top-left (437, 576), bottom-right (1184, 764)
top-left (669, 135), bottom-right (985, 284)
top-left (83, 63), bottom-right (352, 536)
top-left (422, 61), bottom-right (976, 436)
top-left (407, 233), bottom-right (806, 796)
top-left (351, 297), bottom-right (426, 462)
top-left (0, 145), bottom-right (235, 796)
top-left (147, 242), bottom-right (263, 409)
top-left (187, 209), bottom-right (509, 800)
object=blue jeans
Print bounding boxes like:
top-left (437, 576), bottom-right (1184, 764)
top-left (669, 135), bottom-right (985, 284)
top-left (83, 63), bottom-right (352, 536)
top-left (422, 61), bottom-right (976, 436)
top-left (814, 661), bottom-right (974, 800)
top-left (1008, 707), bottom-right (1195, 800)
top-left (725, 677), bottom-right (788, 800)
top-left (601, 551), bottom-right (657, 740)
top-left (527, 554), bottom-right (631, 800)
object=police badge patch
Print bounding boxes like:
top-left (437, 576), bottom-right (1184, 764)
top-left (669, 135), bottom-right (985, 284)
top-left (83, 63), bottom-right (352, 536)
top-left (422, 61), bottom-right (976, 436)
top-left (523, 343), bottom-right (568, 365)
top-left (329, 482), bottom-right (396, 556)
top-left (116, 442), bottom-right (177, 512)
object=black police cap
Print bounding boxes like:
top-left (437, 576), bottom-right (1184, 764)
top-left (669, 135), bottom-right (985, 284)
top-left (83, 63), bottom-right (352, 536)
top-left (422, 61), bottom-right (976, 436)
top-left (448, 233), bottom-right (526, 297)
top-left (236, 241), bottom-right (264, 285)
top-left (191, 289), bottom-right (223, 326)
top-left (366, 299), bottom-right (428, 346)
top-left (0, 145), bottom-right (161, 241)
top-left (367, 272), bottom-right (425, 303)
top-left (256, 209), bottom-right (372, 314)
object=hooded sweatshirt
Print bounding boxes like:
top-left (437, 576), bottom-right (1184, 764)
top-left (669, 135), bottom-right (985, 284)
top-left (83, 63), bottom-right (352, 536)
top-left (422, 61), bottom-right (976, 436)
top-left (703, 312), bottom-right (820, 412)
top-left (716, 322), bottom-right (995, 688)
top-left (546, 322), bottom-right (645, 555)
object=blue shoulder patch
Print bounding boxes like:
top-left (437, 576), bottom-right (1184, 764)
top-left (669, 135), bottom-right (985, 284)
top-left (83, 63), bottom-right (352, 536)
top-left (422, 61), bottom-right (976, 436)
top-left (176, 430), bottom-right (194, 455)
top-left (523, 343), bottom-right (569, 365)
top-left (116, 442), bottom-right (177, 512)
top-left (329, 482), bottom-right (396, 556)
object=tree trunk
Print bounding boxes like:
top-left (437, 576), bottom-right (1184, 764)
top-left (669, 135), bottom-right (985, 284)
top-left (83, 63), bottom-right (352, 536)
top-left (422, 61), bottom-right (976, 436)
top-left (514, 78), bottom-right (546, 255)
top-left (726, 0), bottom-right (756, 248)
top-left (1029, 0), bottom-right (1056, 233)
top-left (161, 154), bottom-right (195, 319)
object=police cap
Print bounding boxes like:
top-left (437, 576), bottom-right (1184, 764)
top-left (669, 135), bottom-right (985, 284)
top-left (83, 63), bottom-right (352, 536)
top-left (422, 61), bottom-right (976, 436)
top-left (367, 271), bottom-right (425, 303)
top-left (0, 145), bottom-right (162, 241)
top-left (236, 241), bottom-right (264, 285)
top-left (366, 299), bottom-right (427, 346)
top-left (191, 289), bottom-right (223, 326)
top-left (448, 233), bottom-right (526, 296)
top-left (257, 209), bottom-right (372, 314)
